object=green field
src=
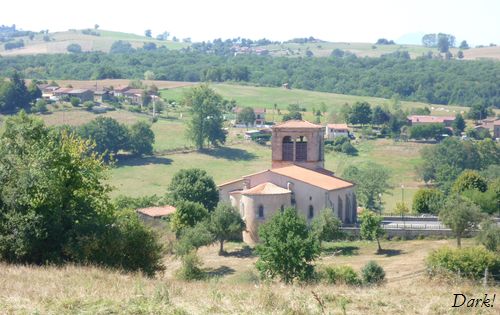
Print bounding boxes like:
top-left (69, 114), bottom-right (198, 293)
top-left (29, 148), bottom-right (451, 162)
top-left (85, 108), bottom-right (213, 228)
top-left (161, 83), bottom-right (469, 120)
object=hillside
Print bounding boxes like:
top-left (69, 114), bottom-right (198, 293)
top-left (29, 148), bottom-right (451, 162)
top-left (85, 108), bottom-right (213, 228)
top-left (0, 29), bottom-right (187, 56)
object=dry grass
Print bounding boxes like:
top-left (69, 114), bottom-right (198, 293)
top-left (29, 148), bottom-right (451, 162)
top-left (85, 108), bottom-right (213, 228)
top-left (1, 239), bottom-right (498, 314)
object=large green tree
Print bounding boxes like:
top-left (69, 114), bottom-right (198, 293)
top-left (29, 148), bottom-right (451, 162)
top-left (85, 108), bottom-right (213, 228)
top-left (342, 162), bottom-right (391, 212)
top-left (412, 188), bottom-right (444, 215)
top-left (0, 72), bottom-right (31, 113)
top-left (256, 208), bottom-right (320, 284)
top-left (311, 208), bottom-right (343, 245)
top-left (77, 116), bottom-right (129, 159)
top-left (237, 107), bottom-right (256, 127)
top-left (168, 168), bottom-right (219, 211)
top-left (439, 195), bottom-right (483, 247)
top-left (207, 203), bottom-right (245, 255)
top-left (128, 121), bottom-right (155, 155)
top-left (185, 84), bottom-right (226, 149)
top-left (348, 101), bottom-right (372, 126)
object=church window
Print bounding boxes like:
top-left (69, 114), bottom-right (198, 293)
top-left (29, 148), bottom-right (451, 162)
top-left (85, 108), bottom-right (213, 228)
top-left (295, 136), bottom-right (308, 161)
top-left (258, 205), bottom-right (264, 218)
top-left (282, 136), bottom-right (293, 161)
top-left (308, 205), bottom-right (314, 219)
top-left (280, 205), bottom-right (284, 213)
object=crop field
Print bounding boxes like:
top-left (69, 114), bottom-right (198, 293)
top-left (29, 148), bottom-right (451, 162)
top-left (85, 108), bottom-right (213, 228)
top-left (1, 238), bottom-right (497, 314)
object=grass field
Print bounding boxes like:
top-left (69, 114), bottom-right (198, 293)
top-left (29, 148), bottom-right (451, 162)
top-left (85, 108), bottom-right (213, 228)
top-left (161, 83), bottom-right (470, 120)
top-left (1, 239), bottom-right (497, 314)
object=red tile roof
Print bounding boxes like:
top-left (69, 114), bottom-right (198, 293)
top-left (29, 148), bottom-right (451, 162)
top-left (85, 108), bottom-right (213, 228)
top-left (239, 182), bottom-right (291, 195)
top-left (408, 115), bottom-right (455, 124)
top-left (273, 120), bottom-right (323, 129)
top-left (270, 165), bottom-right (354, 191)
top-left (137, 206), bottom-right (176, 218)
top-left (327, 123), bottom-right (350, 130)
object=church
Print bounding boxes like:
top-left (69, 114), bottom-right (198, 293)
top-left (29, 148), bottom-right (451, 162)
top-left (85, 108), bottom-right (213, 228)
top-left (219, 120), bottom-right (357, 244)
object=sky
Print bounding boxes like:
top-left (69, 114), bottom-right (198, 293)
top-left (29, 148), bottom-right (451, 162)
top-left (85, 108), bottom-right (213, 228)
top-left (1, 0), bottom-right (499, 45)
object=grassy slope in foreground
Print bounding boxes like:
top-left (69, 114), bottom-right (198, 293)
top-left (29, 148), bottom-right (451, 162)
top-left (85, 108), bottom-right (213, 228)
top-left (0, 239), bottom-right (497, 314)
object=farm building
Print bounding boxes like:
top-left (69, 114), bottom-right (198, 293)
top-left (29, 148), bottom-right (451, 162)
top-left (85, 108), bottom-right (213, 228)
top-left (325, 123), bottom-right (351, 139)
top-left (53, 88), bottom-right (94, 102)
top-left (234, 107), bottom-right (267, 126)
top-left (136, 205), bottom-right (176, 222)
top-left (407, 115), bottom-right (455, 127)
top-left (219, 120), bottom-right (356, 244)
top-left (475, 118), bottom-right (500, 139)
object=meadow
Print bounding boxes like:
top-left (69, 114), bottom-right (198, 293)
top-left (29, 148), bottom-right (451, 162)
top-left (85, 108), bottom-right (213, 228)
top-left (0, 239), bottom-right (497, 314)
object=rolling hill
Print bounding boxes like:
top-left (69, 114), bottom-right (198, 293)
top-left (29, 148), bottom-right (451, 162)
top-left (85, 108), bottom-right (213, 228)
top-left (0, 29), bottom-right (188, 56)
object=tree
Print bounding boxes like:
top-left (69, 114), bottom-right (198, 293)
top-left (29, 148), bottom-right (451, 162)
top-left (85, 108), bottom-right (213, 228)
top-left (185, 85), bottom-right (226, 149)
top-left (439, 195), bottom-right (483, 247)
top-left (0, 113), bottom-right (163, 275)
top-left (144, 70), bottom-right (155, 80)
top-left (144, 29), bottom-right (152, 38)
top-left (33, 99), bottom-right (48, 113)
top-left (412, 188), bottom-right (444, 214)
top-left (467, 103), bottom-right (491, 120)
top-left (422, 34), bottom-right (437, 47)
top-left (311, 209), bottom-right (343, 245)
top-left (256, 208), bottom-right (320, 284)
top-left (168, 168), bottom-right (219, 211)
top-left (282, 111), bottom-right (302, 121)
top-left (371, 105), bottom-right (390, 125)
top-left (0, 72), bottom-right (30, 113)
top-left (459, 40), bottom-right (469, 49)
top-left (207, 203), bottom-right (245, 255)
top-left (359, 211), bottom-right (384, 252)
top-left (110, 40), bottom-right (134, 54)
top-left (348, 101), bottom-right (372, 125)
top-left (128, 121), bottom-right (155, 155)
top-left (170, 200), bottom-right (209, 235)
top-left (237, 107), bottom-right (256, 128)
top-left (342, 163), bottom-right (391, 212)
top-left (408, 123), bottom-right (451, 140)
top-left (77, 116), bottom-right (129, 159)
top-left (452, 113), bottom-right (465, 135)
top-left (477, 219), bottom-right (500, 252)
top-left (66, 43), bottom-right (82, 53)
top-left (452, 170), bottom-right (488, 193)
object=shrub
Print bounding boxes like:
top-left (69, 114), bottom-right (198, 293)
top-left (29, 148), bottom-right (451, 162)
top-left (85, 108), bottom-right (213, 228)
top-left (426, 246), bottom-right (500, 281)
top-left (83, 101), bottom-right (94, 111)
top-left (341, 141), bottom-right (357, 155)
top-left (361, 261), bottom-right (386, 285)
top-left (176, 252), bottom-right (204, 280)
top-left (324, 265), bottom-right (361, 285)
top-left (70, 97), bottom-right (80, 106)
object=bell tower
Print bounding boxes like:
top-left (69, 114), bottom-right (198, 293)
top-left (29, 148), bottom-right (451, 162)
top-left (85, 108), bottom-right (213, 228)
top-left (271, 120), bottom-right (325, 170)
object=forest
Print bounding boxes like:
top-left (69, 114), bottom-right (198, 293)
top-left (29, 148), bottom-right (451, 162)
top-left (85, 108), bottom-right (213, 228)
top-left (1, 45), bottom-right (500, 108)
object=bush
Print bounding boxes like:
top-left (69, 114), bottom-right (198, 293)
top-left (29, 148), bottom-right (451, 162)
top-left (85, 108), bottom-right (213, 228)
top-left (361, 261), bottom-right (386, 285)
top-left (70, 97), bottom-right (80, 106)
top-left (176, 252), bottom-right (205, 281)
top-left (341, 141), bottom-right (357, 155)
top-left (83, 101), bottom-right (94, 111)
top-left (426, 247), bottom-right (500, 281)
top-left (33, 99), bottom-right (48, 113)
top-left (67, 43), bottom-right (82, 53)
top-left (324, 265), bottom-right (361, 285)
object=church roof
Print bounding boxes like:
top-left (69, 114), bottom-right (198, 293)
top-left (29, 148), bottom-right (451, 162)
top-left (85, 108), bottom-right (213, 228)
top-left (240, 182), bottom-right (291, 195)
top-left (273, 120), bottom-right (323, 129)
top-left (270, 165), bottom-right (354, 191)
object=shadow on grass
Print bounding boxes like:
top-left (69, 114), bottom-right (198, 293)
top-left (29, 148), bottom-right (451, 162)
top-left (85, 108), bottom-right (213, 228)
top-left (322, 245), bottom-right (360, 256)
top-left (376, 249), bottom-right (403, 257)
top-left (221, 246), bottom-right (255, 258)
top-left (200, 147), bottom-right (257, 161)
top-left (115, 155), bottom-right (173, 167)
top-left (205, 265), bottom-right (236, 278)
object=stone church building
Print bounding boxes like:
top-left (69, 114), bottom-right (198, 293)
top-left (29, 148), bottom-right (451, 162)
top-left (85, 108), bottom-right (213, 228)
top-left (219, 120), bottom-right (357, 244)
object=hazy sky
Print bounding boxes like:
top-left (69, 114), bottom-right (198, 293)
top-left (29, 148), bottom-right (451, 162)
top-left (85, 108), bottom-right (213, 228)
top-left (2, 0), bottom-right (499, 45)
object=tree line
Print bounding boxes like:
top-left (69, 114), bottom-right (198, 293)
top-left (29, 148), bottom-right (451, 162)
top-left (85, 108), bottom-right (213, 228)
top-left (1, 47), bottom-right (500, 108)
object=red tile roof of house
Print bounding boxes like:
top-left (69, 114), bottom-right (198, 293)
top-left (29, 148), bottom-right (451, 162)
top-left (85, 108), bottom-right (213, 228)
top-left (407, 115), bottom-right (455, 124)
top-left (327, 123), bottom-right (350, 130)
top-left (239, 182), bottom-right (291, 195)
top-left (270, 165), bottom-right (354, 191)
top-left (137, 205), bottom-right (176, 218)
top-left (273, 120), bottom-right (323, 129)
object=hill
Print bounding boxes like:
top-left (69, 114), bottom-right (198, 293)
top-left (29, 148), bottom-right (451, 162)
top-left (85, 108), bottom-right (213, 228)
top-left (0, 29), bottom-right (187, 56)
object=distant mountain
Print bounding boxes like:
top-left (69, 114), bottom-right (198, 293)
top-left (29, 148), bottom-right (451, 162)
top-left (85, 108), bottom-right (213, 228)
top-left (396, 32), bottom-right (425, 45)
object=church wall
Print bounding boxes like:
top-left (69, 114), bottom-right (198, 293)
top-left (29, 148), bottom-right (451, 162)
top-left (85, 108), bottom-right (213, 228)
top-left (219, 179), bottom-right (246, 203)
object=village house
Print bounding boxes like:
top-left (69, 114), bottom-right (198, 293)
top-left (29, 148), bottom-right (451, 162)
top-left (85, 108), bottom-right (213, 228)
top-left (219, 120), bottom-right (356, 244)
top-left (53, 88), bottom-right (94, 102)
top-left (407, 115), bottom-right (455, 127)
top-left (325, 123), bottom-right (351, 139)
top-left (234, 107), bottom-right (266, 126)
top-left (112, 85), bottom-right (130, 97)
top-left (136, 205), bottom-right (176, 222)
top-left (122, 88), bottom-right (144, 105)
top-left (93, 90), bottom-right (111, 103)
top-left (475, 118), bottom-right (500, 139)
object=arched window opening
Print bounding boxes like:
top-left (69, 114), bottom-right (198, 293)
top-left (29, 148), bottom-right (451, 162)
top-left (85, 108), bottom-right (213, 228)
top-left (282, 136), bottom-right (293, 161)
top-left (295, 136), bottom-right (308, 161)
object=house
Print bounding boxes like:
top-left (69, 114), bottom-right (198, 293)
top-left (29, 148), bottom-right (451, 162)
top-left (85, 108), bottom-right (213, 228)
top-left (234, 107), bottom-right (266, 126)
top-left (112, 85), bottom-right (130, 97)
top-left (475, 118), bottom-right (500, 139)
top-left (53, 88), bottom-right (94, 102)
top-left (325, 123), bottom-right (350, 139)
top-left (219, 120), bottom-right (356, 244)
top-left (123, 88), bottom-right (144, 105)
top-left (407, 115), bottom-right (455, 127)
top-left (136, 205), bottom-right (176, 222)
top-left (93, 90), bottom-right (111, 103)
